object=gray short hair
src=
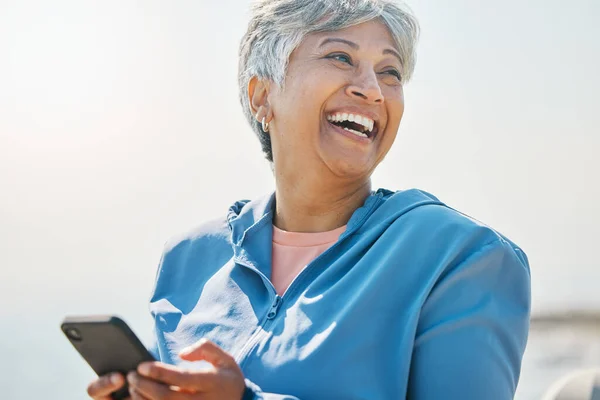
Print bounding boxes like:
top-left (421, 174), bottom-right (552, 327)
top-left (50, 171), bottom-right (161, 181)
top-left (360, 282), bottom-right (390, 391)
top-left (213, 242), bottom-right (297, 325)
top-left (238, 0), bottom-right (420, 162)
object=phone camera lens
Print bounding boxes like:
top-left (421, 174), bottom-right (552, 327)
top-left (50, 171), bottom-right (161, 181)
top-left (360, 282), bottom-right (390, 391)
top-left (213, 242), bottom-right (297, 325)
top-left (66, 328), bottom-right (82, 341)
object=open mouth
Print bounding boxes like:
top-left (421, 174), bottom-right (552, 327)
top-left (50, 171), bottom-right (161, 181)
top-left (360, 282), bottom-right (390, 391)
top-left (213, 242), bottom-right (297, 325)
top-left (326, 113), bottom-right (379, 139)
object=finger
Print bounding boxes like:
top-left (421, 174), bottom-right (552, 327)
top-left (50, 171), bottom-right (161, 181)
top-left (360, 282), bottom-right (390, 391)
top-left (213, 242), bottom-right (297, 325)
top-left (136, 362), bottom-right (217, 392)
top-left (128, 372), bottom-right (190, 400)
top-left (87, 373), bottom-right (125, 399)
top-left (178, 339), bottom-right (236, 368)
top-left (129, 386), bottom-right (151, 400)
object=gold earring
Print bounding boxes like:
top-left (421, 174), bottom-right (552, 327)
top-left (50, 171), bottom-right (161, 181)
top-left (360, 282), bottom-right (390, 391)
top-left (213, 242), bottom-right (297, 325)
top-left (261, 117), bottom-right (269, 133)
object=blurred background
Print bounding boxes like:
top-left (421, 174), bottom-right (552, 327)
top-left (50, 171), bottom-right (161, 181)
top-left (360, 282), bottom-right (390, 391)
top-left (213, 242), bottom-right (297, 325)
top-left (1, 0), bottom-right (598, 398)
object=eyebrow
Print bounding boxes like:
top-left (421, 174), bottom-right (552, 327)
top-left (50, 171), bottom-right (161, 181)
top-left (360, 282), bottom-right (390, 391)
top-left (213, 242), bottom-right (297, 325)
top-left (319, 37), bottom-right (402, 64)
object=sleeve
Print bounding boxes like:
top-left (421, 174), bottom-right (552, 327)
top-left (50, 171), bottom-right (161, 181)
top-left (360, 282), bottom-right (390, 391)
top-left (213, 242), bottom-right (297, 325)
top-left (407, 239), bottom-right (531, 400)
top-left (147, 245), bottom-right (167, 361)
top-left (147, 332), bottom-right (160, 361)
top-left (243, 379), bottom-right (301, 400)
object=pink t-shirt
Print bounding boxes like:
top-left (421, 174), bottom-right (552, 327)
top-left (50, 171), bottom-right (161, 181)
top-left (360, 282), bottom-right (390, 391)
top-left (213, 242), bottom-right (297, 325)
top-left (271, 224), bottom-right (347, 296)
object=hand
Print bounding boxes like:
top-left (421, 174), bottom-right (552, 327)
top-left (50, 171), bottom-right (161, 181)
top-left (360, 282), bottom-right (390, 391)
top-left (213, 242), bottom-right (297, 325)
top-left (127, 339), bottom-right (246, 400)
top-left (87, 372), bottom-right (128, 399)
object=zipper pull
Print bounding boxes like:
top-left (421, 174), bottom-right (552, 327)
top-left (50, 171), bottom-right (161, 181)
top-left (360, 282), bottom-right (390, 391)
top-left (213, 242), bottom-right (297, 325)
top-left (266, 295), bottom-right (282, 320)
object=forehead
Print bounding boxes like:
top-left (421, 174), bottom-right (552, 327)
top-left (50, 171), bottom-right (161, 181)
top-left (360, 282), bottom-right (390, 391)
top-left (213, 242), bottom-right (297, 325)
top-left (301, 20), bottom-right (397, 51)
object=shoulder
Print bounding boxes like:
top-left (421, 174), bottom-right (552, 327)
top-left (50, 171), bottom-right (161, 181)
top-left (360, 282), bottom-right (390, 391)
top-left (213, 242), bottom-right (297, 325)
top-left (401, 192), bottom-right (532, 336)
top-left (377, 189), bottom-right (529, 283)
top-left (154, 216), bottom-right (233, 282)
top-left (157, 193), bottom-right (264, 270)
top-left (150, 216), bottom-right (236, 301)
top-left (383, 188), bottom-right (526, 255)
top-left (163, 216), bottom-right (232, 255)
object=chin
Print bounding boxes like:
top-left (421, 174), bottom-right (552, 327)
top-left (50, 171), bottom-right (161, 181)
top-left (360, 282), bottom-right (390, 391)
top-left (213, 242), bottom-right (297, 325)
top-left (323, 156), bottom-right (374, 179)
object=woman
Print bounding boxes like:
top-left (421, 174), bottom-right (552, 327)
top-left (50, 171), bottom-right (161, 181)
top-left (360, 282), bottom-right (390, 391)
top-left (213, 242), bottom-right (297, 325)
top-left (88, 0), bottom-right (531, 399)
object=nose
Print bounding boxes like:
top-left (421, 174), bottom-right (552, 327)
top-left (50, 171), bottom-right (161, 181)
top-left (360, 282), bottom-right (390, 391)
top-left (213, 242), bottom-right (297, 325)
top-left (345, 68), bottom-right (384, 104)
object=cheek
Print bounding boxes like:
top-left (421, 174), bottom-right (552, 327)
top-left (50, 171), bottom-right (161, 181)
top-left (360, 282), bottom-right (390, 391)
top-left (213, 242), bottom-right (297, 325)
top-left (302, 79), bottom-right (338, 106)
top-left (281, 80), bottom-right (328, 118)
top-left (380, 92), bottom-right (404, 146)
top-left (386, 91), bottom-right (405, 125)
top-left (292, 64), bottom-right (340, 100)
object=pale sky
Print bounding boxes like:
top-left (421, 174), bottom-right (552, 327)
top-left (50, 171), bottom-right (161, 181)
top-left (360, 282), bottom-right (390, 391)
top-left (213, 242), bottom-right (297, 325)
top-left (1, 0), bottom-right (600, 326)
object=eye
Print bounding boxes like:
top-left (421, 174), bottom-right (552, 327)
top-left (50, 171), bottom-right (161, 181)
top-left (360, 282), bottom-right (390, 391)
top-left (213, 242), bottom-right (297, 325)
top-left (328, 53), bottom-right (353, 65)
top-left (382, 69), bottom-right (402, 81)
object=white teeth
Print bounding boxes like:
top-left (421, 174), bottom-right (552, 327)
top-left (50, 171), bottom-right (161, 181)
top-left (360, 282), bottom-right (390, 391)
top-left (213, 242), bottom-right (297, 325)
top-left (343, 127), bottom-right (368, 137)
top-left (326, 112), bottom-right (375, 134)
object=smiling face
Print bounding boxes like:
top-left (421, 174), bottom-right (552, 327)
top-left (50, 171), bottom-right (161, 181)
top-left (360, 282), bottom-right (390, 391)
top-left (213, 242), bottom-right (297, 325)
top-left (266, 19), bottom-right (405, 181)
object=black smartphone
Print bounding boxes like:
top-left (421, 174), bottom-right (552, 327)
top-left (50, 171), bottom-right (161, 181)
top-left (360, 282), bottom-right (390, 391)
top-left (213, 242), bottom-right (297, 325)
top-left (61, 315), bottom-right (156, 400)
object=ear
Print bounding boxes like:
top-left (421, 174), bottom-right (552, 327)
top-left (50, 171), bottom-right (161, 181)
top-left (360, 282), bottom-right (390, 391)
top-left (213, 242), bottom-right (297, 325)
top-left (248, 76), bottom-right (273, 124)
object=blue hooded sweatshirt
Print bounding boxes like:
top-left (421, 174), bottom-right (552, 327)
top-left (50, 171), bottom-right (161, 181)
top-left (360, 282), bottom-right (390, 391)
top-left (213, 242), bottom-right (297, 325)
top-left (149, 188), bottom-right (531, 399)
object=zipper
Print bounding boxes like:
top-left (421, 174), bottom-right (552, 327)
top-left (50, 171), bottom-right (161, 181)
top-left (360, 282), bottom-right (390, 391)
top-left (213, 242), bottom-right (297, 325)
top-left (232, 258), bottom-right (281, 366)
top-left (234, 293), bottom-right (282, 367)
top-left (232, 191), bottom-right (383, 367)
top-left (234, 236), bottom-right (353, 367)
top-left (266, 295), bottom-right (282, 319)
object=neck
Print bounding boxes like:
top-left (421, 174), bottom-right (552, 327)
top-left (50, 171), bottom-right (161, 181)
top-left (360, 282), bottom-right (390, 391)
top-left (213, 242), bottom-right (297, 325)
top-left (273, 177), bottom-right (372, 233)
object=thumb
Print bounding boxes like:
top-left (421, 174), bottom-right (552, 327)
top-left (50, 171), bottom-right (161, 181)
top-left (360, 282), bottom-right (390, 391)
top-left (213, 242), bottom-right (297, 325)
top-left (179, 339), bottom-right (236, 368)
